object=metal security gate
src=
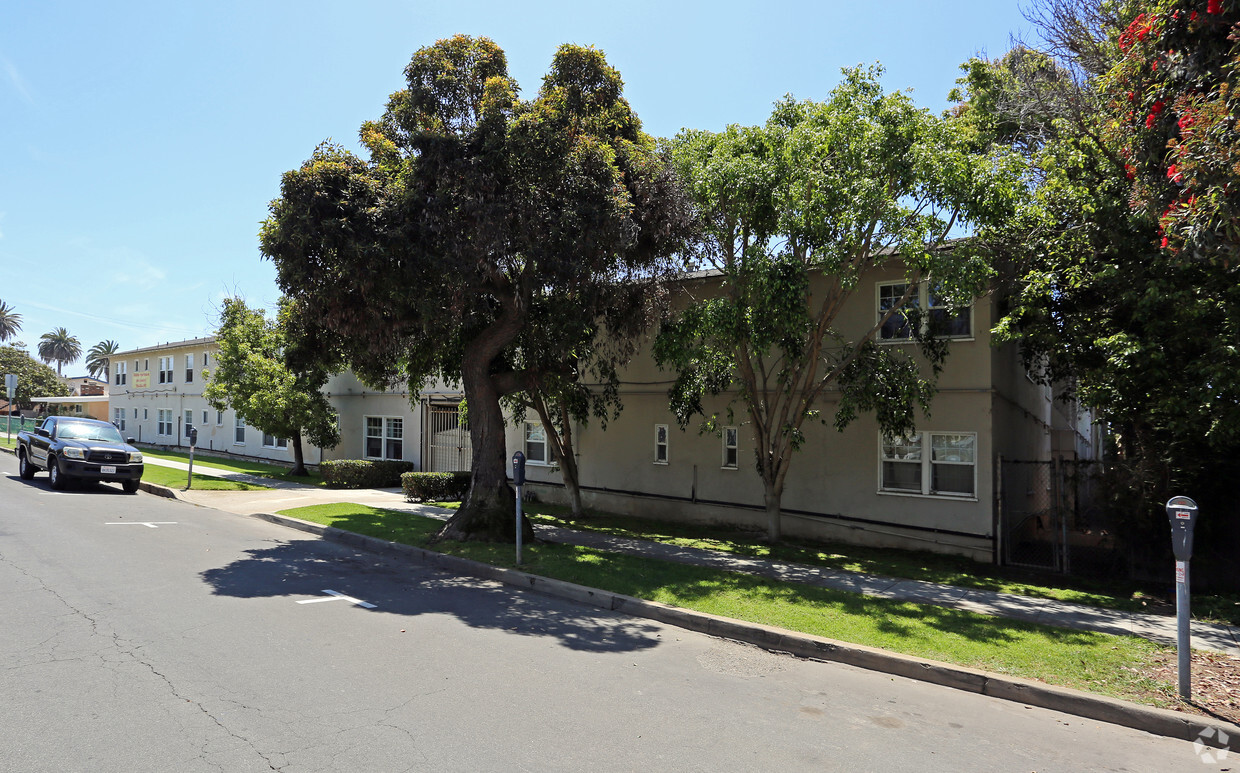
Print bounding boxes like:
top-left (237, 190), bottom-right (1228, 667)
top-left (999, 458), bottom-right (1063, 571)
top-left (423, 402), bottom-right (470, 472)
top-left (998, 457), bottom-right (1115, 575)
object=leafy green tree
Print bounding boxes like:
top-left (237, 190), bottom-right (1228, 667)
top-left (37, 327), bottom-right (81, 377)
top-left (260, 35), bottom-right (693, 542)
top-left (0, 345), bottom-right (70, 408)
top-left (0, 300), bottom-right (22, 343)
top-left (203, 297), bottom-right (341, 477)
top-left (655, 65), bottom-right (1023, 542)
top-left (953, 1), bottom-right (1240, 571)
top-left (85, 340), bottom-right (120, 380)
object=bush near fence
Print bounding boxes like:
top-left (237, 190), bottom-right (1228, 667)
top-left (402, 471), bottom-right (471, 502)
top-left (320, 459), bottom-right (413, 488)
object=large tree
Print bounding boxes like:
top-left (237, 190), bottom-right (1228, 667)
top-left (85, 339), bottom-right (120, 381)
top-left (260, 36), bottom-right (692, 541)
top-left (203, 297), bottom-right (341, 477)
top-left (0, 345), bottom-right (70, 408)
top-left (953, 0), bottom-right (1240, 569)
top-left (655, 66), bottom-right (1023, 542)
top-left (37, 327), bottom-right (81, 377)
top-left (0, 300), bottom-right (22, 343)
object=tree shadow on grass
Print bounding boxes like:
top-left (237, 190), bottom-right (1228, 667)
top-left (198, 538), bottom-right (663, 655)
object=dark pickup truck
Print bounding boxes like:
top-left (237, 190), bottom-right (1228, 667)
top-left (17, 416), bottom-right (145, 493)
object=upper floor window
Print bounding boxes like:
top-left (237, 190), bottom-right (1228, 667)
top-left (158, 356), bottom-right (174, 384)
top-left (877, 282), bottom-right (972, 341)
top-left (185, 354), bottom-right (194, 383)
top-left (115, 362), bottom-right (127, 386)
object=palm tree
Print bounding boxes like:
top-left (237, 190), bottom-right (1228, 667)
top-left (38, 328), bottom-right (82, 376)
top-left (86, 339), bottom-right (120, 380)
top-left (0, 300), bottom-right (22, 343)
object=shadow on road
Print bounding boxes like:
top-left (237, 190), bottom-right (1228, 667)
top-left (199, 539), bottom-right (664, 654)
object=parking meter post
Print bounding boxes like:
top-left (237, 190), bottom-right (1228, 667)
top-left (1165, 495), bottom-right (1199, 700)
top-left (5, 374), bottom-right (16, 442)
top-left (187, 426), bottom-right (198, 489)
top-left (512, 452), bottom-right (526, 566)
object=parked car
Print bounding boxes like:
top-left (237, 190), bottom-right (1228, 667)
top-left (16, 416), bottom-right (144, 493)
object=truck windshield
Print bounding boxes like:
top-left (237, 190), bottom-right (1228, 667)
top-left (56, 422), bottom-right (124, 444)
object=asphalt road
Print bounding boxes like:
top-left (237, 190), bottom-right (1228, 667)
top-left (0, 452), bottom-right (1228, 772)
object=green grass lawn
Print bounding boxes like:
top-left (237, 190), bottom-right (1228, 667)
top-left (425, 500), bottom-right (1240, 627)
top-left (140, 462), bottom-right (270, 491)
top-left (278, 502), bottom-right (1179, 710)
top-left (139, 448), bottom-right (318, 485)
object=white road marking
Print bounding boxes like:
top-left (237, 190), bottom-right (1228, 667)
top-left (105, 522), bottom-right (178, 528)
top-left (296, 589), bottom-right (377, 609)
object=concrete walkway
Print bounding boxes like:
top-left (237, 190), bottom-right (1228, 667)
top-left (147, 455), bottom-right (1240, 655)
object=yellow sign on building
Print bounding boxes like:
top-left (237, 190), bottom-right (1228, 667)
top-left (132, 372), bottom-right (151, 389)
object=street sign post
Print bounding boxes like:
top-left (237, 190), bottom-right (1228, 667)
top-left (1165, 495), bottom-right (1199, 700)
top-left (4, 373), bottom-right (16, 442)
top-left (512, 451), bottom-right (526, 566)
top-left (186, 426), bottom-right (198, 489)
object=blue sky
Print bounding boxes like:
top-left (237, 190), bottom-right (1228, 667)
top-left (0, 0), bottom-right (1031, 375)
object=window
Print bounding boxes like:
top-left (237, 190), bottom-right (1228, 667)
top-left (202, 351), bottom-right (210, 367)
top-left (878, 282), bottom-right (972, 341)
top-left (184, 410), bottom-right (193, 438)
top-left (113, 408), bottom-right (125, 431)
top-left (234, 416), bottom-right (246, 445)
top-left (202, 410), bottom-right (209, 426)
top-left (157, 410), bottom-right (173, 436)
top-left (216, 410), bottom-right (224, 426)
top-left (654, 424), bottom-right (669, 464)
top-left (132, 408), bottom-right (137, 419)
top-left (880, 432), bottom-right (976, 497)
top-left (115, 362), bottom-right (127, 386)
top-left (524, 422), bottom-right (558, 465)
top-left (262, 433), bottom-right (288, 449)
top-left (364, 416), bottom-right (403, 460)
top-left (722, 426), bottom-right (739, 469)
top-left (143, 408), bottom-right (148, 420)
top-left (158, 356), bottom-right (174, 384)
top-left (185, 354), bottom-right (194, 383)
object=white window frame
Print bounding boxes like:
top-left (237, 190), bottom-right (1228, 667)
top-left (115, 361), bottom-right (127, 386)
top-left (363, 416), bottom-right (403, 461)
top-left (202, 410), bottom-right (209, 426)
top-left (876, 282), bottom-right (973, 343)
top-left (185, 354), bottom-right (194, 384)
top-left (722, 426), bottom-right (739, 469)
top-left (157, 409), bottom-right (173, 437)
top-left (158, 355), bottom-right (174, 384)
top-left (262, 432), bottom-right (288, 450)
top-left (879, 431), bottom-right (977, 499)
top-left (216, 410), bottom-right (224, 426)
top-left (523, 422), bottom-right (558, 466)
top-left (654, 424), bottom-right (669, 465)
top-left (234, 416), bottom-right (246, 445)
top-left (113, 408), bottom-right (125, 432)
top-left (184, 410), bottom-right (193, 438)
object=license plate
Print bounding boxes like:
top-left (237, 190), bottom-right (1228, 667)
top-left (100, 465), bottom-right (117, 474)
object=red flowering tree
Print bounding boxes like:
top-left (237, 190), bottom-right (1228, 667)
top-left (1108, 0), bottom-right (1240, 261)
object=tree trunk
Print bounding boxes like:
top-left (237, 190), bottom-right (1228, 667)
top-left (763, 478), bottom-right (783, 543)
top-left (532, 396), bottom-right (584, 518)
top-left (436, 309), bottom-right (534, 543)
top-left (290, 433), bottom-right (307, 477)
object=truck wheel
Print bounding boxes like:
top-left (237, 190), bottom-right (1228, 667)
top-left (49, 458), bottom-right (67, 490)
top-left (18, 451), bottom-right (35, 480)
top-left (122, 480), bottom-right (139, 494)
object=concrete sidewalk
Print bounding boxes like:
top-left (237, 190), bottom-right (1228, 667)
top-left (149, 456), bottom-right (1240, 656)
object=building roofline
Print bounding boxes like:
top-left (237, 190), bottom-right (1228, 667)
top-left (116, 336), bottom-right (216, 358)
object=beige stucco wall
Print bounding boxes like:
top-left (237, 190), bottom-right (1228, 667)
top-left (507, 265), bottom-right (1056, 562)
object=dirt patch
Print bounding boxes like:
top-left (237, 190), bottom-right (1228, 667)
top-left (1137, 650), bottom-right (1240, 727)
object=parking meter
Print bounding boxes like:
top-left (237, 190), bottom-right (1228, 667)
top-left (1165, 495), bottom-right (1199, 700)
top-left (512, 451), bottom-right (526, 564)
top-left (186, 426), bottom-right (198, 489)
top-left (1166, 495), bottom-right (1197, 561)
top-left (189, 426), bottom-right (198, 447)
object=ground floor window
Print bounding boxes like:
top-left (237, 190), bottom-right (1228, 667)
top-left (262, 433), bottom-right (288, 449)
top-left (365, 416), bottom-right (403, 460)
top-left (722, 426), bottom-right (739, 469)
top-left (524, 422), bottom-right (557, 465)
top-left (235, 416), bottom-right (246, 445)
top-left (654, 424), bottom-right (668, 465)
top-left (113, 408), bottom-right (125, 432)
top-left (880, 432), bottom-right (976, 497)
top-left (157, 410), bottom-right (173, 437)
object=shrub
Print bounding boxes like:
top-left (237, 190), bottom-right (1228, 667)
top-left (402, 471), bottom-right (471, 502)
top-left (320, 459), bottom-right (414, 489)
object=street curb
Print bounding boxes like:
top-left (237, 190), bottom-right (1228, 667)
top-left (245, 509), bottom-right (1236, 749)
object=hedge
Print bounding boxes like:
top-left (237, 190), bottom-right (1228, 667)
top-left (320, 459), bottom-right (414, 489)
top-left (402, 471), bottom-right (471, 502)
